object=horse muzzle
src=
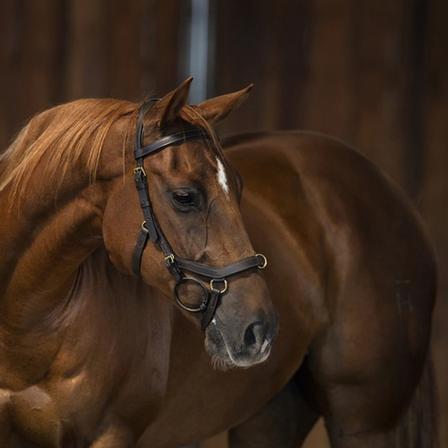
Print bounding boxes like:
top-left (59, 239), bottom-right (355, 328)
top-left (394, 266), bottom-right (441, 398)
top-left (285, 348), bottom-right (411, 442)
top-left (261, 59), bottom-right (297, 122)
top-left (205, 297), bottom-right (278, 370)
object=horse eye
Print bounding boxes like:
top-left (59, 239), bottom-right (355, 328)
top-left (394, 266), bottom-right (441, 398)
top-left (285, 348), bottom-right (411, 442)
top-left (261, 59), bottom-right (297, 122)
top-left (171, 190), bottom-right (199, 209)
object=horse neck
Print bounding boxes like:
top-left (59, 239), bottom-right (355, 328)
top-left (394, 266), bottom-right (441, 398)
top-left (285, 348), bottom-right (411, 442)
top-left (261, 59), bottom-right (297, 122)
top-left (0, 142), bottom-right (121, 333)
top-left (67, 247), bottom-right (174, 371)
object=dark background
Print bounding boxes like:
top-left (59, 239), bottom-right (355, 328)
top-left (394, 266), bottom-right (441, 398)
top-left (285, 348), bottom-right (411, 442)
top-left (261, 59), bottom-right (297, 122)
top-left (0, 1), bottom-right (446, 446)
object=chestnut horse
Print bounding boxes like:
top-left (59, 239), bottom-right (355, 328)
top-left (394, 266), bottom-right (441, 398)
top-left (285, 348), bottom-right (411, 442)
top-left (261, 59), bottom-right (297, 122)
top-left (0, 79), bottom-right (436, 448)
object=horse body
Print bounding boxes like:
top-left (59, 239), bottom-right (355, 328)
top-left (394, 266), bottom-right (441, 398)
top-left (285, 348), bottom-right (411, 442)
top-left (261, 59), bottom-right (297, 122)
top-left (228, 132), bottom-right (436, 445)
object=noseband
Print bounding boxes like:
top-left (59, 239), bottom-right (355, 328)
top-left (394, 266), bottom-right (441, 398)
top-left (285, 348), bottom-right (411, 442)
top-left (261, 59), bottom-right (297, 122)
top-left (132, 99), bottom-right (267, 330)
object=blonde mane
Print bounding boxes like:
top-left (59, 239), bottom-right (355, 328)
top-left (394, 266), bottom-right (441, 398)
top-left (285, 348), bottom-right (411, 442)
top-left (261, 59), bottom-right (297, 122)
top-left (0, 99), bottom-right (137, 199)
top-left (0, 99), bottom-right (220, 201)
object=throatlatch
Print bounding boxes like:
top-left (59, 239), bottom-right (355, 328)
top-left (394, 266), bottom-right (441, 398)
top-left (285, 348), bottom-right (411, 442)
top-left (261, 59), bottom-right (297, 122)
top-left (132, 99), bottom-right (267, 330)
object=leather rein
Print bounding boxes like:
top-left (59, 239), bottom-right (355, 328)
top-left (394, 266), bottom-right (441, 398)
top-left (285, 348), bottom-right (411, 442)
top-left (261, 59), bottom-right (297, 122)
top-left (132, 99), bottom-right (267, 330)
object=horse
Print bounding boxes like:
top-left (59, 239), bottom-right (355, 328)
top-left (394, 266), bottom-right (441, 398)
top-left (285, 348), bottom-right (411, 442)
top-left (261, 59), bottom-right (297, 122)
top-left (0, 78), bottom-right (278, 446)
top-left (0, 78), bottom-right (436, 448)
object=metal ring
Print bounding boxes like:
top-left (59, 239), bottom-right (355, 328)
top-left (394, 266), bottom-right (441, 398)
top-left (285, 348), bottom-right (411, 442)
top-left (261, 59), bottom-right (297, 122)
top-left (141, 221), bottom-right (149, 233)
top-left (256, 253), bottom-right (268, 269)
top-left (134, 166), bottom-right (147, 177)
top-left (164, 253), bottom-right (175, 264)
top-left (174, 276), bottom-right (209, 313)
top-left (210, 278), bottom-right (228, 293)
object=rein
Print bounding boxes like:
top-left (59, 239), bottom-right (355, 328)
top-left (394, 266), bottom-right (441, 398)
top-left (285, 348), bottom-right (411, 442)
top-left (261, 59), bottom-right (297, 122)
top-left (132, 99), bottom-right (267, 330)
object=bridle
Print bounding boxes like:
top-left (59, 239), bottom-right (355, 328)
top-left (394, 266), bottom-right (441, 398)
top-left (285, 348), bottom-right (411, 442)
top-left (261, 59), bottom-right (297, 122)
top-left (132, 99), bottom-right (268, 330)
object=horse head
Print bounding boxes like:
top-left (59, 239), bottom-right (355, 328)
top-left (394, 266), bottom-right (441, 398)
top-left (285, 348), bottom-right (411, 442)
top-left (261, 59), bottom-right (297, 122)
top-left (103, 79), bottom-right (278, 369)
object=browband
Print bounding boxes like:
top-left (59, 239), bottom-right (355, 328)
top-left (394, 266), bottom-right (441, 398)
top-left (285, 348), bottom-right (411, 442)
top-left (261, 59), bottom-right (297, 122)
top-left (135, 127), bottom-right (208, 159)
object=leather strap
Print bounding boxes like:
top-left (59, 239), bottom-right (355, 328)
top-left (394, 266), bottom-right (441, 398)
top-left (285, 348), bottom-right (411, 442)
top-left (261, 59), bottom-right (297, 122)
top-left (174, 254), bottom-right (264, 279)
top-left (201, 291), bottom-right (221, 330)
top-left (135, 128), bottom-right (208, 159)
top-left (132, 227), bottom-right (150, 275)
top-left (134, 167), bottom-right (159, 241)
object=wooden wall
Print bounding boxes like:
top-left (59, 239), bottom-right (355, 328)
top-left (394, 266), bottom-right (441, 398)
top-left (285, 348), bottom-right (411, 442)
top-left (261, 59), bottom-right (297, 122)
top-left (215, 0), bottom-right (430, 196)
top-left (0, 0), bottom-right (446, 446)
top-left (0, 0), bottom-right (183, 149)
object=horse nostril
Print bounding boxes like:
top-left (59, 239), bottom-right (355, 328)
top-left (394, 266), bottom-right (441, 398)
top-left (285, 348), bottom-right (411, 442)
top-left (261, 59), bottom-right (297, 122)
top-left (243, 321), bottom-right (266, 349)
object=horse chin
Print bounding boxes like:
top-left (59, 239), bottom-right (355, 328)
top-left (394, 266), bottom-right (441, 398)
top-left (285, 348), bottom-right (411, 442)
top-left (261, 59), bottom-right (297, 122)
top-left (209, 352), bottom-right (237, 371)
top-left (204, 318), bottom-right (273, 371)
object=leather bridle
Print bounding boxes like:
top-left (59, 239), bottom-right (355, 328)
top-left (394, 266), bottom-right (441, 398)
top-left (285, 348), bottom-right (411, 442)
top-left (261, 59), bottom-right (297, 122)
top-left (132, 99), bottom-right (268, 330)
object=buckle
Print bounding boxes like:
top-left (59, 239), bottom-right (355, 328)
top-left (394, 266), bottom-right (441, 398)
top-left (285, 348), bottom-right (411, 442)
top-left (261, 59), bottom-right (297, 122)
top-left (164, 253), bottom-right (175, 265)
top-left (256, 253), bottom-right (268, 269)
top-left (141, 221), bottom-right (149, 233)
top-left (210, 278), bottom-right (228, 294)
top-left (134, 166), bottom-right (147, 179)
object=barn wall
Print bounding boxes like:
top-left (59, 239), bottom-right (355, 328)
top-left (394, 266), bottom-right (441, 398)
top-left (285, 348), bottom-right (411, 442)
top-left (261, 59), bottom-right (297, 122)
top-left (0, 0), bottom-right (183, 150)
top-left (0, 1), bottom-right (446, 446)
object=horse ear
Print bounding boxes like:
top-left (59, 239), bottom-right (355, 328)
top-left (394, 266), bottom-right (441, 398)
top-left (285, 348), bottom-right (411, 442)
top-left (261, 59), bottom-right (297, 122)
top-left (195, 84), bottom-right (254, 124)
top-left (156, 77), bottom-right (193, 127)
